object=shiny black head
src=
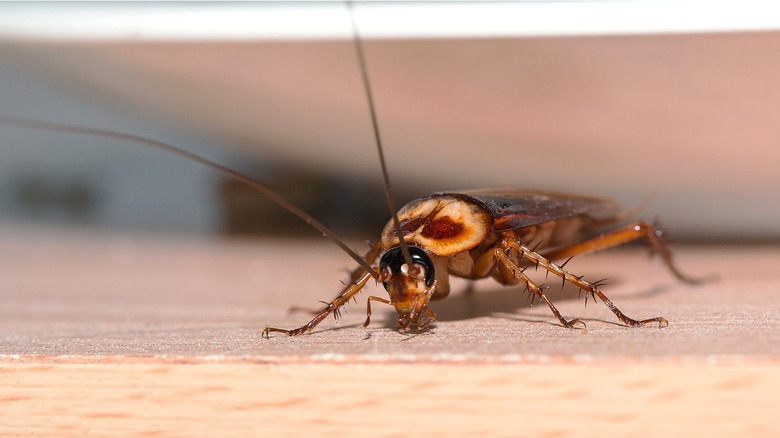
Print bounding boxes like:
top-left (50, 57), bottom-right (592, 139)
top-left (379, 246), bottom-right (436, 289)
top-left (378, 245), bottom-right (437, 330)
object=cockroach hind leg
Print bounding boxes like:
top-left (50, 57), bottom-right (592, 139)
top-left (541, 221), bottom-right (711, 285)
top-left (644, 225), bottom-right (711, 284)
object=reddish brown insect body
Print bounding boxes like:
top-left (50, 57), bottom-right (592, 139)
top-left (262, 190), bottom-right (700, 336)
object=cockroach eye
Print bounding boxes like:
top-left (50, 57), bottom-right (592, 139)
top-left (379, 246), bottom-right (436, 290)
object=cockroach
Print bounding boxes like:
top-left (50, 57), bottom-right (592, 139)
top-left (267, 189), bottom-right (702, 336)
top-left (0, 4), bottom-right (701, 337)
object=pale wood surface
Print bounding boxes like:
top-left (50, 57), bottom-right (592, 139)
top-left (1, 225), bottom-right (779, 436)
top-left (3, 362), bottom-right (779, 437)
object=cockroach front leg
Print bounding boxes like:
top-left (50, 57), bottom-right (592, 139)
top-left (364, 296), bottom-right (392, 327)
top-left (363, 297), bottom-right (437, 331)
top-left (286, 241), bottom-right (385, 317)
top-left (494, 249), bottom-right (586, 329)
top-left (505, 240), bottom-right (668, 328)
top-left (262, 269), bottom-right (377, 337)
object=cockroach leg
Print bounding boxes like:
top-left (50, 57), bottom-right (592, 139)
top-left (541, 221), bottom-right (704, 284)
top-left (283, 241), bottom-right (385, 317)
top-left (503, 240), bottom-right (669, 328)
top-left (262, 269), bottom-right (378, 337)
top-left (419, 307), bottom-right (437, 330)
top-left (493, 248), bottom-right (586, 329)
top-left (364, 296), bottom-right (392, 327)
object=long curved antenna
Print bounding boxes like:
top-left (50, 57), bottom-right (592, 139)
top-left (347, 2), bottom-right (412, 266)
top-left (0, 114), bottom-right (378, 278)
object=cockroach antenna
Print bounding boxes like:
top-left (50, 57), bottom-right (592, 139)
top-left (347, 1), bottom-right (413, 266)
top-left (0, 115), bottom-right (379, 279)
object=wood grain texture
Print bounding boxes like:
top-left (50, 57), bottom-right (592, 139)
top-left (1, 226), bottom-right (779, 436)
top-left (2, 360), bottom-right (779, 437)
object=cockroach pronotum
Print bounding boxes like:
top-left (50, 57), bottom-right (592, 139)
top-left (0, 4), bottom-right (702, 337)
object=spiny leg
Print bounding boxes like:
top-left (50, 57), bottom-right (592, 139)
top-left (262, 270), bottom-right (376, 337)
top-left (542, 221), bottom-right (703, 284)
top-left (285, 241), bottom-right (385, 317)
top-left (504, 239), bottom-right (668, 328)
top-left (493, 249), bottom-right (586, 329)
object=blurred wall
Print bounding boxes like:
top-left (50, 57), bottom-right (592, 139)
top-left (0, 4), bottom-right (778, 242)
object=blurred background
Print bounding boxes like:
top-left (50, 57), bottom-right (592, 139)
top-left (0, 1), bottom-right (778, 242)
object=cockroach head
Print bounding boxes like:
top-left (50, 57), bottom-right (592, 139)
top-left (379, 245), bottom-right (437, 331)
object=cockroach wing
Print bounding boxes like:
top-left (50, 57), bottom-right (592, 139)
top-left (453, 190), bottom-right (621, 232)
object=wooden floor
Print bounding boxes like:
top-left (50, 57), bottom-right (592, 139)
top-left (1, 225), bottom-right (779, 436)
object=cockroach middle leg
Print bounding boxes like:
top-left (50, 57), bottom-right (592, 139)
top-left (494, 249), bottom-right (586, 329)
top-left (502, 239), bottom-right (669, 328)
top-left (262, 269), bottom-right (378, 337)
top-left (541, 221), bottom-right (704, 284)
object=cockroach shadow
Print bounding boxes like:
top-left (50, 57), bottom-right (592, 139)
top-left (369, 273), bottom-right (674, 330)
